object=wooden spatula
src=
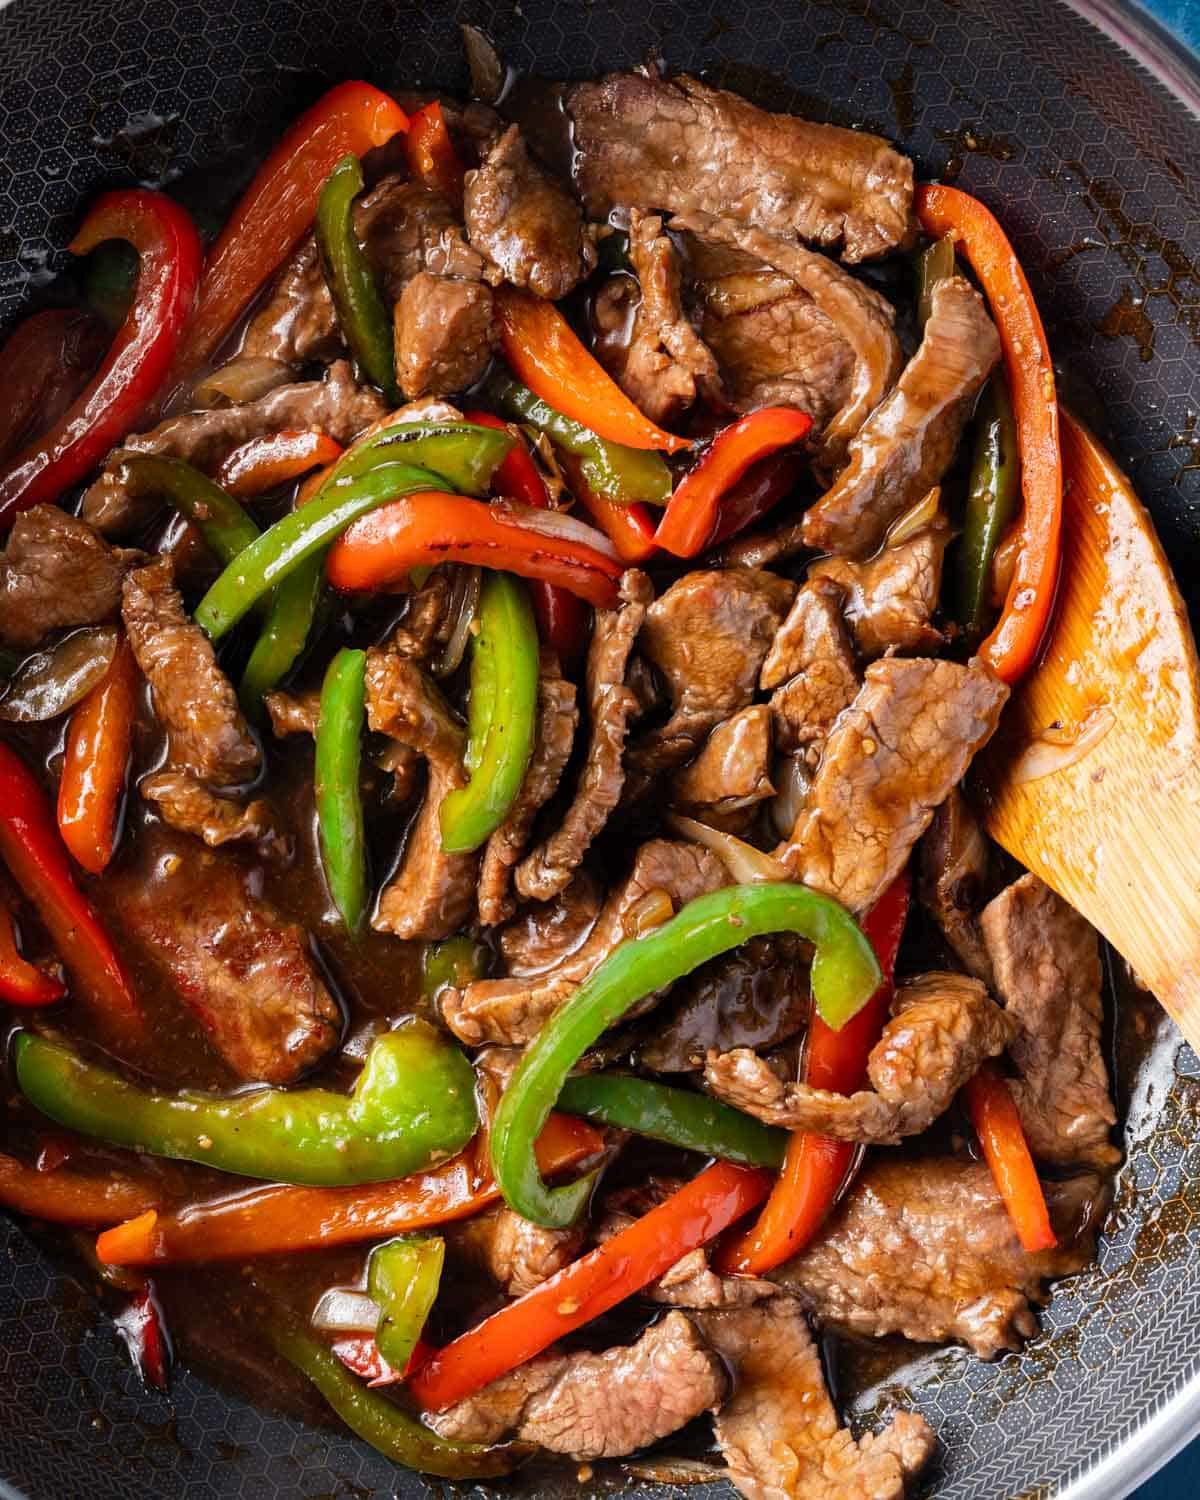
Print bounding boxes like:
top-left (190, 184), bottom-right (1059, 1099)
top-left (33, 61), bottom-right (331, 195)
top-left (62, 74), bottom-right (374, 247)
top-left (978, 407), bottom-right (1200, 1051)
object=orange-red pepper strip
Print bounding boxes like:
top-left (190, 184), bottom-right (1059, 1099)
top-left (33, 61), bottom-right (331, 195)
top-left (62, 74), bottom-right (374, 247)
top-left (495, 287), bottom-right (691, 455)
top-left (717, 870), bottom-right (910, 1276)
top-left (915, 185), bottom-right (1062, 684)
top-left (655, 408), bottom-right (813, 558)
top-left (0, 897), bottom-right (64, 1007)
top-left (709, 450), bottom-right (807, 547)
top-left (95, 1113), bottom-right (601, 1267)
top-left (326, 491), bottom-right (622, 610)
top-left (409, 1162), bottom-right (771, 1412)
top-left (332, 1334), bottom-right (435, 1388)
top-left (217, 429), bottom-right (344, 497)
top-left (560, 453), bottom-right (658, 565)
top-left (172, 81), bottom-right (408, 381)
top-left (0, 742), bottom-right (140, 1034)
top-left (965, 1063), bottom-right (1057, 1253)
top-left (0, 1152), bottom-right (159, 1226)
top-left (0, 191), bottom-right (202, 529)
top-left (405, 102), bottom-right (465, 208)
top-left (57, 638), bottom-right (139, 876)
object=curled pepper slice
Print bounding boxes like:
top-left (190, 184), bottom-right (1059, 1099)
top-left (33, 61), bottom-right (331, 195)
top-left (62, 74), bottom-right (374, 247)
top-left (440, 573), bottom-right (539, 853)
top-left (916, 185), bottom-right (1061, 683)
top-left (367, 1235), bottom-right (445, 1372)
top-left (16, 1020), bottom-right (477, 1187)
top-left (119, 454), bottom-right (260, 564)
top-left (491, 882), bottom-right (880, 1227)
top-left (0, 190), bottom-right (202, 529)
top-left (0, 896), bottom-right (65, 1007)
top-left (315, 647), bottom-right (368, 932)
top-left (316, 154), bottom-right (398, 402)
top-left (57, 637), bottom-right (139, 875)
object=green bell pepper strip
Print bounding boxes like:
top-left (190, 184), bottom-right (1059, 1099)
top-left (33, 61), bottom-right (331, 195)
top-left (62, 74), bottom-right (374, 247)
top-left (439, 572), bottom-right (539, 854)
top-left (266, 1314), bottom-right (530, 1479)
top-left (486, 370), bottom-right (671, 507)
top-left (238, 552), bottom-right (325, 716)
top-left (557, 1073), bottom-right (786, 1169)
top-left (15, 1020), bottom-right (478, 1187)
top-left (367, 1235), bottom-right (445, 1371)
top-left (421, 935), bottom-right (489, 1000)
top-left (916, 234), bottom-right (956, 329)
top-left (316, 154), bottom-right (398, 404)
top-left (315, 647), bottom-right (368, 933)
top-left (954, 377), bottom-right (1020, 642)
top-left (490, 882), bottom-right (880, 1227)
top-left (118, 454), bottom-right (260, 563)
top-left (322, 421), bottom-right (512, 490)
top-left (195, 425), bottom-right (514, 641)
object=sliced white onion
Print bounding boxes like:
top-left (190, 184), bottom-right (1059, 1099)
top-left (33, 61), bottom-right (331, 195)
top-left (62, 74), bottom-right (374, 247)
top-left (311, 1288), bottom-right (380, 1334)
top-left (432, 564), bottom-right (482, 678)
top-left (885, 486), bottom-right (942, 547)
top-left (667, 813), bottom-right (792, 884)
top-left (191, 356), bottom-right (291, 408)
top-left (492, 500), bottom-right (620, 563)
top-left (1009, 705), bottom-right (1116, 786)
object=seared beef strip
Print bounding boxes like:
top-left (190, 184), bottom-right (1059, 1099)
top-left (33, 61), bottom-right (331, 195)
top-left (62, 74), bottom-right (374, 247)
top-left (357, 175), bottom-right (488, 297)
top-left (641, 933), bottom-right (810, 1072)
top-left (569, 73), bottom-right (913, 263)
top-left (761, 577), bottom-right (860, 765)
top-left (774, 1157), bottom-right (1103, 1357)
top-left (669, 703), bottom-right (774, 823)
top-left (264, 689), bottom-right (320, 739)
top-left (594, 209), bottom-right (720, 425)
top-left (631, 568), bottom-right (794, 777)
top-left (139, 770), bottom-right (286, 861)
top-left (0, 506), bottom-right (141, 646)
top-left (108, 833), bottom-right (340, 1084)
top-left (479, 651), bottom-right (579, 925)
top-left (705, 972), bottom-right (1016, 1141)
top-left (429, 1312), bottom-right (725, 1457)
top-left (780, 657), bottom-right (1009, 915)
top-left (516, 570), bottom-right (652, 902)
top-left (917, 788), bottom-right (993, 982)
top-left (698, 1298), bottom-right (936, 1500)
top-left (464, 124), bottom-right (593, 299)
top-left (238, 234), bottom-right (341, 372)
top-left (810, 523), bottom-right (949, 658)
top-left (394, 271), bottom-right (496, 401)
top-left (365, 651), bottom-right (476, 941)
top-left (497, 872), bottom-right (603, 975)
top-left (803, 277), bottom-right (1001, 556)
top-left (442, 839), bottom-right (728, 1046)
top-left (448, 1204), bottom-right (585, 1296)
top-left (83, 361), bottom-right (388, 535)
top-left (670, 213), bottom-right (902, 455)
top-left (981, 874), bottom-right (1119, 1168)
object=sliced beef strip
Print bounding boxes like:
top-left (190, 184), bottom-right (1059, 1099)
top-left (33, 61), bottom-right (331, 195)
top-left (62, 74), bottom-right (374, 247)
top-left (108, 832), bottom-right (340, 1084)
top-left (479, 651), bottom-right (579, 926)
top-left (981, 873), bottom-right (1119, 1168)
top-left (357, 175), bottom-right (487, 298)
top-left (917, 788), bottom-right (993, 982)
top-left (779, 657), bottom-right (1009, 915)
top-left (669, 703), bottom-right (774, 819)
top-left (122, 558), bottom-right (259, 787)
top-left (238, 233), bottom-right (341, 371)
top-left (365, 651), bottom-right (476, 942)
top-left (641, 934), bottom-right (810, 1073)
top-left (139, 771), bottom-right (287, 862)
top-left (669, 213), bottom-right (902, 456)
top-left (442, 839), bottom-right (728, 1046)
top-left (265, 689), bottom-right (320, 739)
top-left (760, 576), bottom-right (860, 766)
top-left (705, 972), bottom-right (1016, 1142)
top-left (497, 871), bottom-right (603, 975)
top-left (803, 276), bottom-right (1001, 557)
top-left (516, 570), bottom-right (652, 902)
top-left (568, 73), bottom-right (914, 264)
top-left (394, 271), bottom-right (496, 401)
top-left (464, 124), bottom-right (592, 299)
top-left (810, 523), bottom-right (949, 658)
top-left (773, 1156), bottom-right (1104, 1358)
top-left (447, 1205), bottom-right (585, 1297)
top-left (0, 506), bottom-right (142, 647)
top-left (83, 361), bottom-right (388, 535)
top-left (429, 1311), bottom-right (726, 1458)
top-left (698, 1298), bottom-right (936, 1500)
top-left (631, 568), bottom-right (794, 777)
top-left (594, 209), bottom-right (720, 426)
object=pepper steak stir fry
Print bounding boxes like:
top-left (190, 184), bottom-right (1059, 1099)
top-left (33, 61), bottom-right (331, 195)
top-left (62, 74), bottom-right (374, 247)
top-left (0, 48), bottom-right (1120, 1496)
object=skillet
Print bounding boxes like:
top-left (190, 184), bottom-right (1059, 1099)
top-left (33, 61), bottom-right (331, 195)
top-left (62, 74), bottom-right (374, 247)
top-left (1, 0), bottom-right (1200, 1495)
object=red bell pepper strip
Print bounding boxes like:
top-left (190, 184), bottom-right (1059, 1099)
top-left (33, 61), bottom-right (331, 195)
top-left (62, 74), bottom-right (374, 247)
top-left (655, 408), bottom-right (813, 557)
top-left (114, 1284), bottom-right (172, 1390)
top-left (0, 191), bottom-right (202, 530)
top-left (405, 102), bottom-right (465, 207)
top-left (95, 1112), bottom-right (602, 1266)
top-left (0, 896), bottom-right (64, 1007)
top-left (332, 1334), bottom-right (434, 1388)
top-left (0, 309), bottom-right (107, 466)
top-left (172, 82), bottom-right (409, 379)
top-left (0, 1151), bottom-right (159, 1225)
top-left (217, 429), bottom-right (344, 497)
top-left (57, 638), bottom-right (139, 876)
top-left (915, 185), bottom-right (1061, 684)
top-left (326, 491), bottom-right (622, 610)
top-left (0, 741), bottom-right (140, 1032)
top-left (709, 450), bottom-right (808, 547)
top-left (717, 870), bottom-right (910, 1276)
top-left (409, 1162), bottom-right (771, 1413)
top-left (561, 454), bottom-right (658, 565)
top-left (463, 409), bottom-right (588, 659)
top-left (495, 287), bottom-right (691, 455)
top-left (965, 1062), bottom-right (1057, 1253)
